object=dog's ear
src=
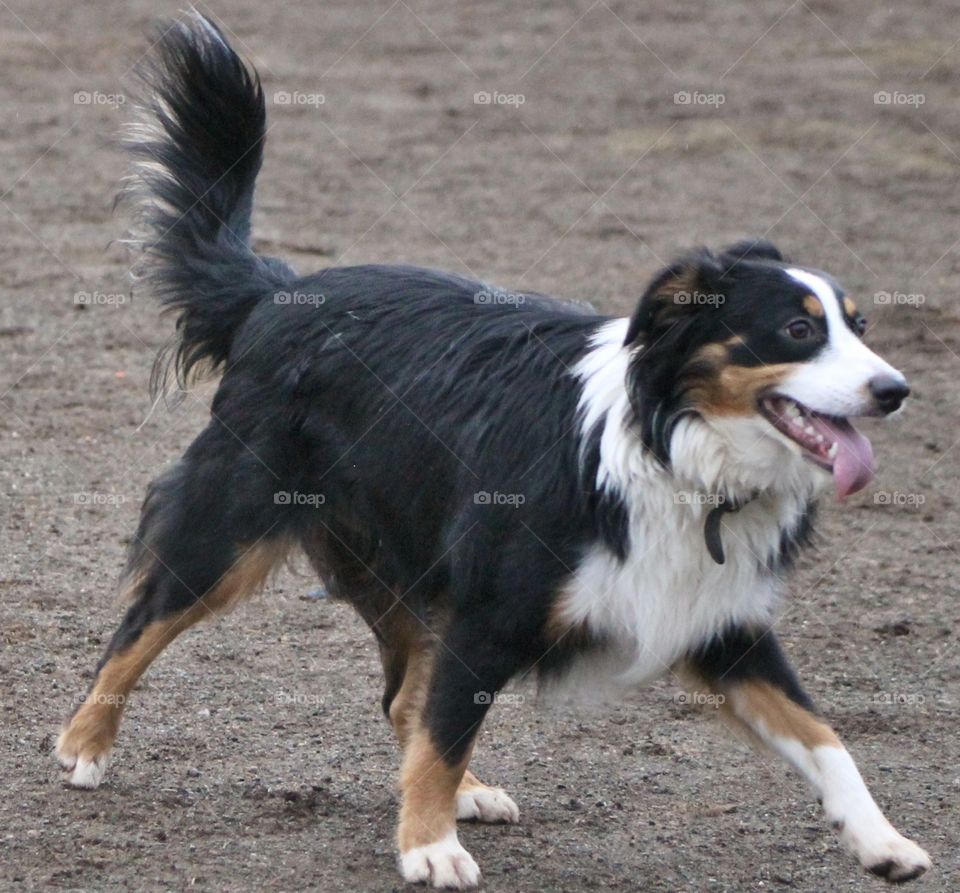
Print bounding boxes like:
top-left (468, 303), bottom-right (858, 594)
top-left (624, 248), bottom-right (723, 346)
top-left (719, 238), bottom-right (784, 264)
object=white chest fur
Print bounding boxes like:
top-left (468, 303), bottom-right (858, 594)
top-left (559, 481), bottom-right (804, 686)
top-left (560, 318), bottom-right (818, 689)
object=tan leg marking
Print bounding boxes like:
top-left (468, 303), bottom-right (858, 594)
top-left (57, 608), bottom-right (204, 785)
top-left (455, 768), bottom-right (520, 824)
top-left (398, 727), bottom-right (471, 852)
top-left (715, 679), bottom-right (930, 883)
top-left (397, 726), bottom-right (482, 887)
top-left (723, 679), bottom-right (840, 748)
top-left (386, 642), bottom-right (519, 826)
top-left (388, 639), bottom-right (433, 748)
top-left (458, 769), bottom-right (485, 791)
top-left (57, 540), bottom-right (286, 787)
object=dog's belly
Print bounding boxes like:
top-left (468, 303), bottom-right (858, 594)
top-left (555, 499), bottom-right (791, 689)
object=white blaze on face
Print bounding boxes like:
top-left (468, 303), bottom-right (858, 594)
top-left (779, 269), bottom-right (905, 417)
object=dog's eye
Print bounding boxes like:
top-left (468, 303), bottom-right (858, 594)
top-left (853, 315), bottom-right (867, 336)
top-left (785, 319), bottom-right (815, 340)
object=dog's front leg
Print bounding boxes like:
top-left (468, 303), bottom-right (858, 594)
top-left (688, 627), bottom-right (931, 883)
top-left (397, 619), bottom-right (521, 889)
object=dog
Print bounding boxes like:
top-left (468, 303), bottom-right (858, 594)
top-left (57, 15), bottom-right (931, 888)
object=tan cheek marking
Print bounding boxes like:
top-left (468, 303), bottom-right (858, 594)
top-left (695, 342), bottom-right (730, 364)
top-left (687, 360), bottom-right (798, 416)
top-left (843, 297), bottom-right (857, 317)
top-left (803, 294), bottom-right (825, 318)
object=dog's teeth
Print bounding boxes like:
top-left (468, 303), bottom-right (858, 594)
top-left (827, 442), bottom-right (839, 459)
top-left (786, 403), bottom-right (801, 419)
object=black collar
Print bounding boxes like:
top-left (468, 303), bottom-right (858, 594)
top-left (704, 494), bottom-right (756, 565)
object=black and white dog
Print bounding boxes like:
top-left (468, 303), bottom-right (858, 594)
top-left (58, 15), bottom-right (931, 888)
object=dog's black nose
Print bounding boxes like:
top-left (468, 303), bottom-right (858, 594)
top-left (869, 375), bottom-right (910, 414)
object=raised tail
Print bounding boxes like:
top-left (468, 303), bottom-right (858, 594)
top-left (122, 14), bottom-right (294, 389)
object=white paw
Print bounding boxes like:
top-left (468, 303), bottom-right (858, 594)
top-left (457, 785), bottom-right (519, 824)
top-left (56, 738), bottom-right (109, 789)
top-left (848, 828), bottom-right (931, 883)
top-left (66, 754), bottom-right (109, 789)
top-left (399, 831), bottom-right (481, 889)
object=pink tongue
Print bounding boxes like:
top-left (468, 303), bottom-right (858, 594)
top-left (808, 415), bottom-right (875, 499)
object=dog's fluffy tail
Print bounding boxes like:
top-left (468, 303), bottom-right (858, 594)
top-left (122, 14), bottom-right (294, 391)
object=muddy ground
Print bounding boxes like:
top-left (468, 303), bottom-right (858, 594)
top-left (1, 0), bottom-right (958, 890)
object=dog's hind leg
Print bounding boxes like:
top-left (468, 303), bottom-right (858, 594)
top-left (57, 423), bottom-right (292, 788)
top-left (374, 606), bottom-right (520, 826)
top-left (688, 627), bottom-right (931, 884)
top-left (453, 767), bottom-right (520, 825)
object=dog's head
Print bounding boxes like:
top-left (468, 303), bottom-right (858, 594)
top-left (625, 240), bottom-right (908, 499)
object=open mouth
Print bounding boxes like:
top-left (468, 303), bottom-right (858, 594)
top-left (758, 394), bottom-right (875, 498)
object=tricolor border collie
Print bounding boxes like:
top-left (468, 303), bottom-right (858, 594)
top-left (58, 15), bottom-right (931, 888)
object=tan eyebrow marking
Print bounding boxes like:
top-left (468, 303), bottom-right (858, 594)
top-left (802, 294), bottom-right (825, 318)
top-left (843, 297), bottom-right (857, 317)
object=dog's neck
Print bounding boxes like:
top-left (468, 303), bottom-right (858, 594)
top-left (669, 414), bottom-right (826, 507)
